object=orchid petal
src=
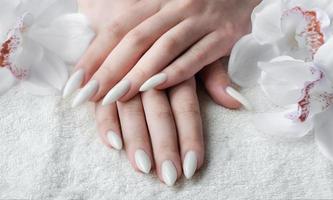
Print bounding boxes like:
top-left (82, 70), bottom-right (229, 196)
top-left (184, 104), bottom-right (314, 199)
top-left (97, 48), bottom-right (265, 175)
top-left (0, 0), bottom-right (20, 42)
top-left (259, 72), bottom-right (302, 106)
top-left (28, 14), bottom-right (95, 64)
top-left (314, 37), bottom-right (333, 82)
top-left (253, 105), bottom-right (313, 138)
top-left (314, 106), bottom-right (333, 161)
top-left (17, 0), bottom-right (77, 25)
top-left (12, 38), bottom-right (44, 70)
top-left (0, 68), bottom-right (17, 95)
top-left (285, 0), bottom-right (333, 18)
top-left (28, 49), bottom-right (68, 92)
top-left (251, 0), bottom-right (284, 44)
top-left (34, 0), bottom-right (78, 25)
top-left (228, 34), bottom-right (279, 87)
top-left (259, 56), bottom-right (317, 88)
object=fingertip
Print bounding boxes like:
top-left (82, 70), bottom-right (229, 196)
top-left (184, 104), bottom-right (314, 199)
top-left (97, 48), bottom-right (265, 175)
top-left (208, 84), bottom-right (242, 109)
top-left (202, 74), bottom-right (242, 109)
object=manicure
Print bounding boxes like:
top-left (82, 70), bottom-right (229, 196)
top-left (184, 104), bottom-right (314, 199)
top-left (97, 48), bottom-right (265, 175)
top-left (72, 80), bottom-right (99, 108)
top-left (62, 69), bottom-right (85, 98)
top-left (102, 80), bottom-right (131, 106)
top-left (135, 149), bottom-right (152, 174)
top-left (183, 151), bottom-right (197, 179)
top-left (107, 131), bottom-right (123, 150)
top-left (139, 73), bottom-right (167, 92)
top-left (162, 160), bottom-right (177, 186)
top-left (225, 87), bottom-right (253, 110)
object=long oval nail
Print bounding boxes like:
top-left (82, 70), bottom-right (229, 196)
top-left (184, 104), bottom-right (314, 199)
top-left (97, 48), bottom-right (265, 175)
top-left (107, 131), bottom-right (123, 150)
top-left (62, 69), bottom-right (85, 98)
top-left (139, 73), bottom-right (167, 92)
top-left (72, 80), bottom-right (99, 108)
top-left (102, 80), bottom-right (131, 106)
top-left (226, 87), bottom-right (253, 110)
top-left (162, 160), bottom-right (177, 186)
top-left (135, 149), bottom-right (151, 174)
top-left (183, 151), bottom-right (197, 179)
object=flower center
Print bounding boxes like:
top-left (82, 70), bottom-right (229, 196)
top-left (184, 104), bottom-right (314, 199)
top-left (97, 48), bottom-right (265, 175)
top-left (287, 67), bottom-right (333, 122)
top-left (0, 38), bottom-right (12, 68)
top-left (282, 7), bottom-right (325, 59)
top-left (0, 13), bottom-right (33, 79)
top-left (297, 68), bottom-right (325, 122)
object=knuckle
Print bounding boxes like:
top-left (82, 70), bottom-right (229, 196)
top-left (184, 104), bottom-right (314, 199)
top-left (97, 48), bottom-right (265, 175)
top-left (98, 66), bottom-right (114, 82)
top-left (178, 0), bottom-right (196, 11)
top-left (177, 0), bottom-right (204, 14)
top-left (98, 117), bottom-right (116, 128)
top-left (173, 65), bottom-right (188, 79)
top-left (162, 36), bottom-right (178, 54)
top-left (127, 29), bottom-right (148, 46)
top-left (180, 137), bottom-right (204, 155)
top-left (191, 46), bottom-right (207, 62)
top-left (156, 109), bottom-right (173, 120)
top-left (105, 20), bottom-right (124, 39)
top-left (123, 103), bottom-right (143, 116)
top-left (174, 102), bottom-right (200, 117)
top-left (133, 67), bottom-right (149, 79)
top-left (158, 143), bottom-right (178, 154)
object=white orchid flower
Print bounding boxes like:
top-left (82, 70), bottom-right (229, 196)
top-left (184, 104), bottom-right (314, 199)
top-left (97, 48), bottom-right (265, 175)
top-left (229, 0), bottom-right (333, 87)
top-left (0, 0), bottom-right (95, 96)
top-left (253, 40), bottom-right (333, 159)
top-left (228, 0), bottom-right (333, 160)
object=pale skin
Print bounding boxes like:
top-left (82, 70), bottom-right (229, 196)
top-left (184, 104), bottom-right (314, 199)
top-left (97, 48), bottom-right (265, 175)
top-left (77, 0), bottom-right (260, 102)
top-left (77, 0), bottom-right (260, 185)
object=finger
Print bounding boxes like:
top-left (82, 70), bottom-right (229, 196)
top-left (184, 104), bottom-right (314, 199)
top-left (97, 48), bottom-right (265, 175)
top-left (95, 101), bottom-right (123, 150)
top-left (169, 78), bottom-right (204, 179)
top-left (117, 95), bottom-right (153, 174)
top-left (142, 90), bottom-right (182, 186)
top-left (200, 58), bottom-right (253, 110)
top-left (63, 0), bottom-right (161, 98)
top-left (155, 30), bottom-right (233, 90)
top-left (93, 6), bottom-right (185, 104)
top-left (119, 18), bottom-right (208, 101)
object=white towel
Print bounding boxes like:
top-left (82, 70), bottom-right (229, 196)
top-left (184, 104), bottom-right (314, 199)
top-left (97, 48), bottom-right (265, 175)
top-left (0, 84), bottom-right (332, 200)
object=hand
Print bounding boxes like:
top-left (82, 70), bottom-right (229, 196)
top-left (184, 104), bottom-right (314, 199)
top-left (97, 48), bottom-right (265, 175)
top-left (94, 57), bottom-right (253, 186)
top-left (65, 0), bottom-right (260, 108)
top-left (95, 78), bottom-right (204, 186)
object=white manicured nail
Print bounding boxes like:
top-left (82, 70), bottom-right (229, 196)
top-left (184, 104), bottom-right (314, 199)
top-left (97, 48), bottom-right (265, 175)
top-left (102, 80), bottom-right (131, 106)
top-left (72, 80), bottom-right (99, 108)
top-left (183, 151), bottom-right (197, 179)
top-left (226, 87), bottom-right (253, 110)
top-left (162, 160), bottom-right (177, 186)
top-left (139, 73), bottom-right (167, 92)
top-left (62, 69), bottom-right (85, 98)
top-left (135, 149), bottom-right (151, 174)
top-left (107, 131), bottom-right (123, 150)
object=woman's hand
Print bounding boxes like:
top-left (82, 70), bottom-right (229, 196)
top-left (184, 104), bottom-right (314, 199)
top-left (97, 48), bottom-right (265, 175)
top-left (95, 78), bottom-right (204, 186)
top-left (94, 56), bottom-right (252, 186)
top-left (65, 0), bottom-right (260, 108)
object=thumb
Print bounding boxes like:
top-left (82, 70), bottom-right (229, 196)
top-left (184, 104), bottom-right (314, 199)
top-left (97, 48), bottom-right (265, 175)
top-left (199, 58), bottom-right (252, 110)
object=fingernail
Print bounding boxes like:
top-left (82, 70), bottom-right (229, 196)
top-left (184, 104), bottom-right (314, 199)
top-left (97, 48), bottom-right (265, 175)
top-left (139, 73), bottom-right (167, 92)
top-left (183, 151), bottom-right (197, 179)
top-left (72, 80), bottom-right (99, 108)
top-left (135, 149), bottom-right (151, 174)
top-left (62, 69), bottom-right (85, 98)
top-left (162, 160), bottom-right (177, 186)
top-left (107, 131), bottom-right (123, 150)
top-left (102, 80), bottom-right (131, 106)
top-left (225, 87), bottom-right (253, 110)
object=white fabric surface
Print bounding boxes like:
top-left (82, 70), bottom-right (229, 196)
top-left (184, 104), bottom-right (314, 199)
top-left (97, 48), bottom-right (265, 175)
top-left (0, 84), bottom-right (333, 200)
